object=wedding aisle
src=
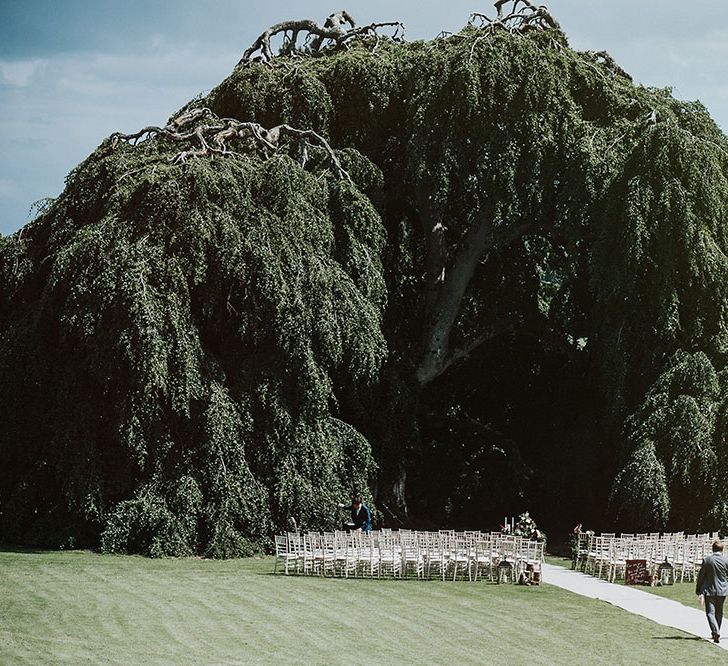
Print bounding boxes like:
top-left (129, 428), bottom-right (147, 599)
top-left (543, 563), bottom-right (728, 650)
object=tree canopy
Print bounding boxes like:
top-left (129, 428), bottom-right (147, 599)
top-left (2, 1), bottom-right (728, 554)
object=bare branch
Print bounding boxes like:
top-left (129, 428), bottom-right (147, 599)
top-left (275, 125), bottom-right (351, 182)
top-left (469, 1), bottom-right (561, 35)
top-left (447, 320), bottom-right (517, 368)
top-left (110, 108), bottom-right (352, 182)
top-left (239, 11), bottom-right (405, 65)
top-left (589, 50), bottom-right (633, 82)
top-left (420, 319), bottom-right (518, 385)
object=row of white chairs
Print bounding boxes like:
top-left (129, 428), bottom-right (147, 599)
top-left (574, 531), bottom-right (719, 583)
top-left (274, 529), bottom-right (544, 582)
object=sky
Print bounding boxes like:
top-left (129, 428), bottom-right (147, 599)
top-left (1, 0), bottom-right (727, 236)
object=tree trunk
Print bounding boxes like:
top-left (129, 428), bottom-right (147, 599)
top-left (416, 208), bottom-right (533, 385)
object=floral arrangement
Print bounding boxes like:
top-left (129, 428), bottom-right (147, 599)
top-left (501, 511), bottom-right (546, 543)
top-left (570, 523), bottom-right (594, 568)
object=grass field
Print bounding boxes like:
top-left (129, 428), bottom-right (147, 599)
top-left (0, 549), bottom-right (719, 665)
top-left (546, 555), bottom-right (704, 609)
top-left (644, 578), bottom-right (701, 607)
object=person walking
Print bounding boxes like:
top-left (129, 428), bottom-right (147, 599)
top-left (696, 539), bottom-right (728, 643)
top-left (337, 495), bottom-right (371, 533)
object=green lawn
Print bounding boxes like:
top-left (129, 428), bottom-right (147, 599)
top-left (0, 549), bottom-right (718, 665)
top-left (545, 554), bottom-right (703, 609)
top-left (545, 554), bottom-right (574, 567)
top-left (636, 578), bottom-right (702, 608)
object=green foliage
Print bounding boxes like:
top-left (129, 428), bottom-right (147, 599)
top-left (611, 351), bottom-right (725, 530)
top-left (0, 125), bottom-right (385, 554)
top-left (100, 477), bottom-right (203, 558)
top-left (3, 18), bottom-right (728, 549)
top-left (610, 441), bottom-right (671, 530)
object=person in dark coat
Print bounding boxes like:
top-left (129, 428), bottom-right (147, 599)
top-left (696, 539), bottom-right (728, 643)
top-left (337, 496), bottom-right (371, 533)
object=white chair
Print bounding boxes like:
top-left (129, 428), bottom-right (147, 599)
top-left (607, 538), bottom-right (627, 583)
top-left (423, 532), bottom-right (447, 580)
top-left (472, 538), bottom-right (494, 582)
top-left (357, 532), bottom-right (380, 578)
top-left (335, 531), bottom-right (358, 578)
top-left (274, 534), bottom-right (297, 575)
top-left (401, 531), bottom-right (424, 579)
top-left (287, 532), bottom-right (305, 574)
top-left (378, 531), bottom-right (402, 578)
top-left (449, 537), bottom-right (472, 581)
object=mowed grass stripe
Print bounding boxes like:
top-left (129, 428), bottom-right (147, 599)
top-left (0, 550), bottom-right (718, 665)
top-left (547, 555), bottom-right (708, 619)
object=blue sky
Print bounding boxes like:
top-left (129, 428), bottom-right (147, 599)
top-left (1, 0), bottom-right (727, 235)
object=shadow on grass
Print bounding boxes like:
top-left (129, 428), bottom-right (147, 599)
top-left (652, 636), bottom-right (704, 641)
top-left (261, 571), bottom-right (515, 589)
top-left (0, 544), bottom-right (69, 555)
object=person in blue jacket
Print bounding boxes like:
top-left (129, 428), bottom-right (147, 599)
top-left (337, 495), bottom-right (371, 533)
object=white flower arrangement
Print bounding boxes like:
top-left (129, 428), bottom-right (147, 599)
top-left (502, 511), bottom-right (546, 542)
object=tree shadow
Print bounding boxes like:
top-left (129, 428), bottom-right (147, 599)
top-left (0, 545), bottom-right (64, 555)
top-left (652, 636), bottom-right (704, 641)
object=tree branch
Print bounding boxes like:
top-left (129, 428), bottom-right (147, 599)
top-left (110, 108), bottom-right (352, 182)
top-left (239, 12), bottom-right (405, 65)
top-left (416, 217), bottom-right (535, 385)
top-left (589, 51), bottom-right (633, 82)
top-left (427, 319), bottom-right (518, 384)
top-left (470, 0), bottom-right (561, 35)
top-left (416, 186), bottom-right (447, 316)
top-left (423, 412), bottom-right (532, 478)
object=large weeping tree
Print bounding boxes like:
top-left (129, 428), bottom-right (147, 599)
top-left (0, 112), bottom-right (386, 556)
top-left (2, 1), bottom-right (728, 554)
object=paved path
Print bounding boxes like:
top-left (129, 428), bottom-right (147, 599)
top-left (543, 563), bottom-right (728, 650)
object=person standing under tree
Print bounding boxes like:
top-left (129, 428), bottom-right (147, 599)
top-left (696, 539), bottom-right (728, 643)
top-left (337, 496), bottom-right (371, 533)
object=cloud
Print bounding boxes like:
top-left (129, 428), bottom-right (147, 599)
top-left (1, 0), bottom-right (727, 236)
top-left (0, 178), bottom-right (20, 198)
top-left (0, 46), bottom-right (239, 234)
top-left (0, 59), bottom-right (46, 87)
